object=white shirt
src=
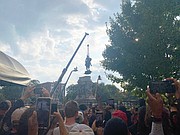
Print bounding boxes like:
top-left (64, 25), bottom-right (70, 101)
top-left (53, 123), bottom-right (79, 135)
top-left (149, 122), bottom-right (164, 135)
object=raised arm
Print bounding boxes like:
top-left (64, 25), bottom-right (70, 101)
top-left (146, 88), bottom-right (164, 135)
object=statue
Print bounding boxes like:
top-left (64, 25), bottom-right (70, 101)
top-left (85, 56), bottom-right (92, 71)
top-left (85, 45), bottom-right (92, 74)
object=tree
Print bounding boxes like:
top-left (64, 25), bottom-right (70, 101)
top-left (65, 83), bottom-right (138, 103)
top-left (0, 86), bottom-right (24, 101)
top-left (0, 80), bottom-right (40, 102)
top-left (65, 84), bottom-right (79, 101)
top-left (102, 0), bottom-right (180, 94)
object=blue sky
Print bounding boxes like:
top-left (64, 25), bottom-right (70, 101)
top-left (0, 0), bottom-right (122, 87)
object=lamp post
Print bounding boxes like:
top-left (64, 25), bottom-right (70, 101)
top-left (63, 67), bottom-right (78, 101)
top-left (96, 75), bottom-right (102, 108)
top-left (95, 75), bottom-right (102, 97)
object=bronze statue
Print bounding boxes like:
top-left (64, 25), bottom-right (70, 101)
top-left (85, 45), bottom-right (92, 74)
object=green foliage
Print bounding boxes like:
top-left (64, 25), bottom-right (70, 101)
top-left (102, 0), bottom-right (180, 95)
top-left (0, 93), bottom-right (5, 102)
top-left (0, 86), bottom-right (24, 101)
top-left (65, 84), bottom-right (79, 102)
top-left (0, 80), bottom-right (41, 102)
top-left (65, 83), bottom-right (138, 103)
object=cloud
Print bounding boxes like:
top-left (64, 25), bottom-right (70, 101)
top-left (0, 0), bottom-right (121, 87)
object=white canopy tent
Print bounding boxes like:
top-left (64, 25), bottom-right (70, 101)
top-left (0, 51), bottom-right (31, 86)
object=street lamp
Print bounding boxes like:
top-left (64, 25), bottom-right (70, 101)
top-left (63, 67), bottom-right (78, 100)
top-left (97, 75), bottom-right (102, 81)
top-left (96, 75), bottom-right (102, 109)
top-left (95, 75), bottom-right (102, 99)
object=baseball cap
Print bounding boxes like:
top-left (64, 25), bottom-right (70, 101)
top-left (69, 124), bottom-right (94, 135)
top-left (112, 110), bottom-right (128, 124)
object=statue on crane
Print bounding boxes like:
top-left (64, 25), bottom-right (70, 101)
top-left (85, 44), bottom-right (92, 74)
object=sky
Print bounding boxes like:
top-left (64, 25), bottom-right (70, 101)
top-left (0, 0), bottom-right (122, 88)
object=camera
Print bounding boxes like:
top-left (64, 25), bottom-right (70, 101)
top-left (51, 103), bottom-right (58, 115)
top-left (36, 97), bottom-right (51, 129)
top-left (149, 80), bottom-right (176, 94)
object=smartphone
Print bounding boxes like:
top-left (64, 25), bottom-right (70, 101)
top-left (107, 98), bottom-right (114, 108)
top-left (149, 80), bottom-right (176, 93)
top-left (36, 97), bottom-right (51, 129)
top-left (95, 111), bottom-right (103, 127)
top-left (34, 87), bottom-right (43, 94)
top-left (51, 103), bottom-right (58, 115)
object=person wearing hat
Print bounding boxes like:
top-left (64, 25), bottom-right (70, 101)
top-left (11, 107), bottom-right (28, 135)
top-left (112, 109), bottom-right (128, 124)
top-left (0, 86), bottom-right (35, 135)
top-left (69, 124), bottom-right (94, 135)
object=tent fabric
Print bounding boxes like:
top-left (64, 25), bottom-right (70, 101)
top-left (0, 51), bottom-right (31, 86)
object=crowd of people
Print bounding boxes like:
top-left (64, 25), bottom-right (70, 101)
top-left (0, 78), bottom-right (180, 135)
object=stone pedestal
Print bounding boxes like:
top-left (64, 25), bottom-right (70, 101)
top-left (75, 76), bottom-right (96, 106)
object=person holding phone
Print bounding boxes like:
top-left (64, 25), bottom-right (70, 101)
top-left (146, 78), bottom-right (180, 135)
top-left (0, 86), bottom-right (35, 135)
top-left (171, 79), bottom-right (180, 135)
top-left (26, 109), bottom-right (68, 135)
top-left (146, 88), bottom-right (164, 135)
top-left (53, 100), bottom-right (79, 135)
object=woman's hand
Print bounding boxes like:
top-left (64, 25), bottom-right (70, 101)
top-left (21, 86), bottom-right (35, 100)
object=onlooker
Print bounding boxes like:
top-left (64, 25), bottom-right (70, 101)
top-left (137, 99), bottom-right (148, 135)
top-left (138, 89), bottom-right (172, 135)
top-left (112, 109), bottom-right (128, 124)
top-left (173, 79), bottom-right (180, 135)
top-left (0, 86), bottom-right (35, 135)
top-left (131, 107), bottom-right (138, 125)
top-left (103, 106), bottom-right (111, 127)
top-left (139, 99), bottom-right (146, 108)
top-left (69, 124), bottom-right (94, 135)
top-left (27, 110), bottom-right (38, 135)
top-left (17, 107), bottom-right (35, 135)
top-left (88, 107), bottom-right (96, 128)
top-left (1, 78), bottom-right (180, 135)
top-left (0, 100), bottom-right (11, 121)
top-left (91, 120), bottom-right (104, 135)
top-left (119, 105), bottom-right (132, 126)
top-left (169, 103), bottom-right (178, 131)
top-left (53, 111), bottom-right (68, 135)
top-left (53, 100), bottom-right (79, 135)
top-left (146, 87), bottom-right (164, 135)
top-left (75, 111), bottom-right (84, 124)
top-left (11, 107), bottom-right (29, 135)
top-left (128, 107), bottom-right (138, 135)
top-left (103, 117), bottom-right (128, 135)
top-left (79, 104), bottom-right (89, 125)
